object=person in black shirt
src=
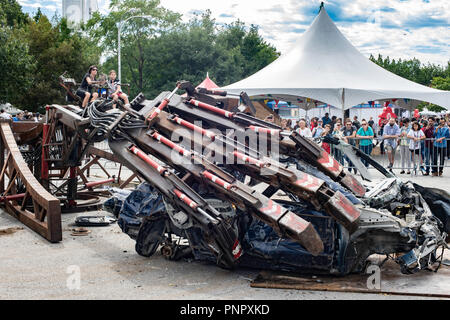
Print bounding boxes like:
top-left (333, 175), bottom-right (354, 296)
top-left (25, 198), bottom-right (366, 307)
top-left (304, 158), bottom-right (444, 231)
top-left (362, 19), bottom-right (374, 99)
top-left (352, 116), bottom-right (361, 129)
top-left (330, 116), bottom-right (337, 132)
top-left (76, 65), bottom-right (102, 108)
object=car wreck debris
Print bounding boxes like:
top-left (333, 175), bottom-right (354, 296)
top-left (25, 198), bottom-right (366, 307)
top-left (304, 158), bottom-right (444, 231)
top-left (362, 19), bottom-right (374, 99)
top-left (0, 80), bottom-right (448, 276)
top-left (97, 81), bottom-right (448, 275)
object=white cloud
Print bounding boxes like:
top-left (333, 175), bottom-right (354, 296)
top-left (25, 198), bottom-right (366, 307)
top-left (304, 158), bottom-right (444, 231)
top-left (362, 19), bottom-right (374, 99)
top-left (19, 0), bottom-right (450, 65)
top-left (157, 0), bottom-right (450, 65)
top-left (19, 0), bottom-right (61, 14)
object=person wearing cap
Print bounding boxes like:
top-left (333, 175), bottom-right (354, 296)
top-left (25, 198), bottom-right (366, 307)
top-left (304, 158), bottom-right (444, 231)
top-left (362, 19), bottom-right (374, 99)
top-left (312, 120), bottom-right (324, 138)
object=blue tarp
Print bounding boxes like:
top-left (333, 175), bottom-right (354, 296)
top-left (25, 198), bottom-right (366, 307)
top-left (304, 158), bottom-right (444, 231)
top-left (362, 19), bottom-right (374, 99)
top-left (117, 183), bottom-right (166, 240)
top-left (115, 182), bottom-right (349, 274)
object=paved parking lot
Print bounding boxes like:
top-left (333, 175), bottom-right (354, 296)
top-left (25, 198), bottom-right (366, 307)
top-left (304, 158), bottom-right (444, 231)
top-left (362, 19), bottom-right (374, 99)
top-left (0, 169), bottom-right (448, 300)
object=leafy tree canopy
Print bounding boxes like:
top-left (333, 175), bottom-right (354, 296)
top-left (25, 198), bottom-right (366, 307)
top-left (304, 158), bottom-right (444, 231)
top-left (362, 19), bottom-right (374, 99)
top-left (0, 0), bottom-right (29, 27)
top-left (0, 0), bottom-right (447, 114)
top-left (370, 54), bottom-right (450, 112)
top-left (92, 6), bottom-right (279, 99)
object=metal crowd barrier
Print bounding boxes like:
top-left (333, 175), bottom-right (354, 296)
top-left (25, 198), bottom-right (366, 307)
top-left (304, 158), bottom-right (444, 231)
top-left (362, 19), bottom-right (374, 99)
top-left (93, 140), bottom-right (121, 170)
top-left (96, 137), bottom-right (450, 176)
top-left (332, 137), bottom-right (450, 175)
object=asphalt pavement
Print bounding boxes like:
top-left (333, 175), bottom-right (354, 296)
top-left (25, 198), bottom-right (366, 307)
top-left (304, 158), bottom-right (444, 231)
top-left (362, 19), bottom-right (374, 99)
top-left (0, 166), bottom-right (449, 300)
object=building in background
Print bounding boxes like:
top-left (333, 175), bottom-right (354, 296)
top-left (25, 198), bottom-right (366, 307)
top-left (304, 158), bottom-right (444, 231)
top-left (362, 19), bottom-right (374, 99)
top-left (62, 0), bottom-right (98, 25)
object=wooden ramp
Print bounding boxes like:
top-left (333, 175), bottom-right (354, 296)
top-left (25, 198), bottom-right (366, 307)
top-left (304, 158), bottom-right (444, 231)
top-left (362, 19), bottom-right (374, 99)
top-left (0, 122), bottom-right (62, 242)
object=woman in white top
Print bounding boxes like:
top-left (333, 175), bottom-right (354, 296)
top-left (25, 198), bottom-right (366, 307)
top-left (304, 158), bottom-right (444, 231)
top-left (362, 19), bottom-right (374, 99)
top-left (296, 119), bottom-right (312, 138)
top-left (407, 121), bottom-right (425, 175)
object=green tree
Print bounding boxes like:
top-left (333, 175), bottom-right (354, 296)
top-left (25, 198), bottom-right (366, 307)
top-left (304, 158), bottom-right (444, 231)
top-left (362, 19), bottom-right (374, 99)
top-left (85, 0), bottom-right (181, 95)
top-left (18, 14), bottom-right (101, 111)
top-left (431, 76), bottom-right (450, 91)
top-left (0, 26), bottom-right (34, 105)
top-left (370, 54), bottom-right (449, 111)
top-left (369, 54), bottom-right (447, 86)
top-left (216, 20), bottom-right (279, 84)
top-left (91, 2), bottom-right (279, 99)
top-left (0, 1), bottom-right (105, 110)
top-left (419, 76), bottom-right (450, 112)
top-left (240, 24), bottom-right (279, 76)
top-left (0, 0), bottom-right (29, 27)
top-left (99, 9), bottom-right (280, 99)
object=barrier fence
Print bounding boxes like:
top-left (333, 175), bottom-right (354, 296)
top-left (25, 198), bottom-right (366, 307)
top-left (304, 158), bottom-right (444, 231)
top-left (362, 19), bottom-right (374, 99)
top-left (332, 137), bottom-right (450, 175)
top-left (95, 137), bottom-right (450, 177)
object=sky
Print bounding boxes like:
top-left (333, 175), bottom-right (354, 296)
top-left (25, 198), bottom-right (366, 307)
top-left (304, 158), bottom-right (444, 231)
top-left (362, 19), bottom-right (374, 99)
top-left (18, 0), bottom-right (450, 66)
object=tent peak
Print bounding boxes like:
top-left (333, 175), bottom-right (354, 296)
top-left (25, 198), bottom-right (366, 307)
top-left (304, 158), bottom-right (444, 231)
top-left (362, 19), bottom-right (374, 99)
top-left (222, 4), bottom-right (450, 110)
top-left (319, 2), bottom-right (324, 13)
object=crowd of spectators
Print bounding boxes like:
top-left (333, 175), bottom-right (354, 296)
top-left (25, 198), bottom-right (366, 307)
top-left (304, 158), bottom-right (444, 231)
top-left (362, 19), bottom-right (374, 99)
top-left (0, 109), bottom-right (42, 122)
top-left (279, 112), bottom-right (450, 177)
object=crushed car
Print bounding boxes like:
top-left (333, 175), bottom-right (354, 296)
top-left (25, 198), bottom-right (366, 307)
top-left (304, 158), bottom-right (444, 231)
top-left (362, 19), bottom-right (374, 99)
top-left (85, 81), bottom-right (449, 275)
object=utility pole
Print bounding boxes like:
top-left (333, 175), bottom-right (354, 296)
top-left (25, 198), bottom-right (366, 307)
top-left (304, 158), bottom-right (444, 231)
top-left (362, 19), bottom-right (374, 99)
top-left (117, 15), bottom-right (152, 82)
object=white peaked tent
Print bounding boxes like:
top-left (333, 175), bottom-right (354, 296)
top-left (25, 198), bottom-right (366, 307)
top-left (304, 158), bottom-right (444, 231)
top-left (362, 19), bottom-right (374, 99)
top-left (222, 7), bottom-right (450, 111)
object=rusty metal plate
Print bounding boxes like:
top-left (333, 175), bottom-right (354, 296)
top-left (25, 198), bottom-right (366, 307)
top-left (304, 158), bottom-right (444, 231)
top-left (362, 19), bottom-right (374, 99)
top-left (324, 191), bottom-right (361, 233)
top-left (251, 256), bottom-right (450, 298)
top-left (340, 173), bottom-right (366, 198)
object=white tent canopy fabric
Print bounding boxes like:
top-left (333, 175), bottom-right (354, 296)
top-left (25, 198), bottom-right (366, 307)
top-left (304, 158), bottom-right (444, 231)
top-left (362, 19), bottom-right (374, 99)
top-left (222, 8), bottom-right (450, 110)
